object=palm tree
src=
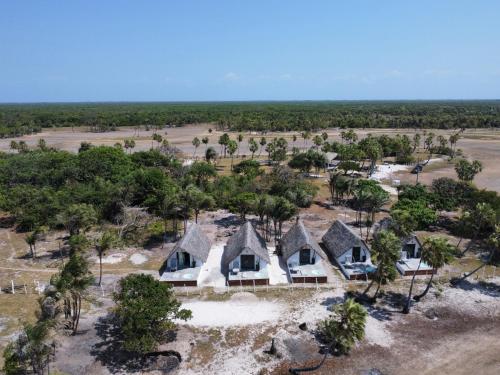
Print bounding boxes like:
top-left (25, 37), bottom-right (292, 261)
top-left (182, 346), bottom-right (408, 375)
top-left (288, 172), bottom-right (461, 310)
top-left (227, 140), bottom-right (238, 170)
top-left (236, 133), bottom-right (243, 158)
top-left (301, 131), bottom-right (311, 149)
top-left (202, 136), bottom-right (209, 151)
top-left (192, 137), bottom-right (200, 158)
top-left (96, 231), bottom-right (116, 286)
top-left (258, 137), bottom-right (267, 157)
top-left (413, 237), bottom-right (454, 301)
top-left (451, 225), bottom-right (499, 286)
top-left (205, 147), bottom-right (217, 163)
top-left (291, 299), bottom-right (367, 374)
top-left (362, 230), bottom-right (400, 302)
top-left (459, 203), bottom-right (496, 257)
top-left (248, 138), bottom-right (258, 159)
top-left (25, 232), bottom-right (38, 259)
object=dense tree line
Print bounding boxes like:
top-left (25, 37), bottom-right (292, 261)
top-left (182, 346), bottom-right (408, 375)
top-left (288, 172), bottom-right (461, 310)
top-left (1, 100), bottom-right (500, 137)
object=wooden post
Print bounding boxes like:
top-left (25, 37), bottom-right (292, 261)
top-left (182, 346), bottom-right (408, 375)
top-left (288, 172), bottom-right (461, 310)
top-left (24, 284), bottom-right (27, 294)
top-left (11, 280), bottom-right (15, 294)
top-left (253, 279), bottom-right (255, 293)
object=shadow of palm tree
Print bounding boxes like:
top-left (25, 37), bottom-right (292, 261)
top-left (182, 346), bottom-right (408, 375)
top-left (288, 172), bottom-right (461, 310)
top-left (452, 279), bottom-right (500, 298)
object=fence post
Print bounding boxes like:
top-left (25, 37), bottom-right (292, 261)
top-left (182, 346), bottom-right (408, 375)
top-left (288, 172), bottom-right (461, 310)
top-left (11, 280), bottom-right (15, 294)
top-left (24, 284), bottom-right (27, 294)
top-left (100, 284), bottom-right (105, 297)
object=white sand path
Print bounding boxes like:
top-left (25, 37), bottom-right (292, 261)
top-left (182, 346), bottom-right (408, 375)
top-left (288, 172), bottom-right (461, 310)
top-left (197, 243), bottom-right (226, 288)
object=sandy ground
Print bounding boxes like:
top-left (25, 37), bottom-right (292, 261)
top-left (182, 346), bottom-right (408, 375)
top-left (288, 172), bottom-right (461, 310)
top-left (180, 292), bottom-right (285, 327)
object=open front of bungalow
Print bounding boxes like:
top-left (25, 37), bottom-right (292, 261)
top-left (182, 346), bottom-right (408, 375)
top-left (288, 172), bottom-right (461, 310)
top-left (280, 218), bottom-right (328, 283)
top-left (322, 220), bottom-right (375, 280)
top-left (222, 221), bottom-right (271, 286)
top-left (160, 223), bottom-right (211, 286)
top-left (396, 235), bottom-right (434, 276)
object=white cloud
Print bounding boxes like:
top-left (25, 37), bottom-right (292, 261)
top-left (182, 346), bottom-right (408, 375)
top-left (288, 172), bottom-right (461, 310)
top-left (224, 72), bottom-right (239, 81)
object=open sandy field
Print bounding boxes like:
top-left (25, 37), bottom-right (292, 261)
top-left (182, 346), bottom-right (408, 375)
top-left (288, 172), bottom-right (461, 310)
top-left (0, 124), bottom-right (499, 192)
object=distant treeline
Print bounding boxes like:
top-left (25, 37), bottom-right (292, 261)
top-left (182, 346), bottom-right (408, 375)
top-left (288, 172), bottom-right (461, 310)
top-left (1, 100), bottom-right (500, 137)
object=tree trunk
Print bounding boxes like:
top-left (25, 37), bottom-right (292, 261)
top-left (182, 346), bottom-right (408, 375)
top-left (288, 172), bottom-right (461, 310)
top-left (452, 248), bottom-right (494, 285)
top-left (414, 269), bottom-right (435, 301)
top-left (98, 251), bottom-right (103, 286)
top-left (372, 282), bottom-right (381, 301)
top-left (362, 279), bottom-right (375, 297)
top-left (403, 257), bottom-right (423, 314)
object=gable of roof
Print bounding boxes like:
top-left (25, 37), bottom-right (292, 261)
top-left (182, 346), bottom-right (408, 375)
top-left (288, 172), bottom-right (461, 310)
top-left (166, 223), bottom-right (211, 262)
top-left (280, 219), bottom-right (326, 261)
top-left (322, 220), bottom-right (369, 259)
top-left (222, 221), bottom-right (270, 266)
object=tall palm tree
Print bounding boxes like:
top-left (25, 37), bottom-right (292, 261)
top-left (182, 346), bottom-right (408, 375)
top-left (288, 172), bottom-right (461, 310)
top-left (25, 232), bottom-right (37, 259)
top-left (413, 237), bottom-right (454, 301)
top-left (192, 137), bottom-right (200, 158)
top-left (459, 203), bottom-right (496, 257)
top-left (258, 137), bottom-right (267, 157)
top-left (452, 225), bottom-right (499, 286)
top-left (202, 136), bottom-right (209, 151)
top-left (291, 299), bottom-right (367, 374)
top-left (236, 133), bottom-right (243, 158)
top-left (96, 231), bottom-right (116, 286)
top-left (362, 230), bottom-right (400, 302)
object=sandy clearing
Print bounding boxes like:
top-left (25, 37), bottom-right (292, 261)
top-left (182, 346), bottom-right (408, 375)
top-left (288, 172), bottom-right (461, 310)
top-left (180, 293), bottom-right (285, 327)
top-left (129, 253), bottom-right (148, 265)
top-left (93, 253), bottom-right (126, 264)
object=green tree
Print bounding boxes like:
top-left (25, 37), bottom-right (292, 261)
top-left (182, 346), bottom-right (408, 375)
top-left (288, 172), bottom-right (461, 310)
top-left (452, 225), bottom-right (500, 285)
top-left (113, 274), bottom-right (191, 354)
top-left (60, 203), bottom-right (98, 236)
top-left (455, 159), bottom-right (483, 182)
top-left (51, 253), bottom-right (94, 334)
top-left (236, 133), bottom-right (243, 157)
top-left (459, 203), bottom-right (496, 256)
top-left (362, 230), bottom-right (400, 301)
top-left (230, 192), bottom-right (258, 220)
top-left (227, 139), bottom-right (238, 169)
top-left (413, 237), bottom-right (454, 301)
top-left (205, 146), bottom-right (217, 163)
top-left (258, 137), bottom-right (267, 157)
top-left (3, 321), bottom-right (53, 375)
top-left (192, 137), bottom-right (201, 158)
top-left (218, 133), bottom-right (230, 157)
top-left (319, 298), bottom-right (367, 354)
top-left (201, 136), bottom-right (209, 150)
top-left (25, 231), bottom-right (38, 259)
top-left (248, 137), bottom-right (258, 159)
top-left (184, 185), bottom-right (214, 223)
top-left (95, 230), bottom-right (117, 286)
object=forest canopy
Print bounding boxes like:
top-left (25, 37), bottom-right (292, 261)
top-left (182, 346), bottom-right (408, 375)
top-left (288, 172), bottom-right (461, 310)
top-left (1, 100), bottom-right (500, 137)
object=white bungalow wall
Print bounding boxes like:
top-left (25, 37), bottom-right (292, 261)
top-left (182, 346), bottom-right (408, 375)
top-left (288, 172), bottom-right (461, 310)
top-left (402, 237), bottom-right (421, 259)
top-left (286, 248), bottom-right (320, 267)
top-left (167, 250), bottom-right (203, 269)
top-left (228, 248), bottom-right (267, 271)
top-left (336, 245), bottom-right (372, 265)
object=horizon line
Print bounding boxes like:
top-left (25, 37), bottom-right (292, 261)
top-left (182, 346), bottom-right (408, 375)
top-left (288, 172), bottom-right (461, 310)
top-left (1, 98), bottom-right (500, 105)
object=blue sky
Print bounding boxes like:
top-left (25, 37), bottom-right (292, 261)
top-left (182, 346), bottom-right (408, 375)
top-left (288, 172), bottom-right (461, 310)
top-left (1, 1), bottom-right (499, 102)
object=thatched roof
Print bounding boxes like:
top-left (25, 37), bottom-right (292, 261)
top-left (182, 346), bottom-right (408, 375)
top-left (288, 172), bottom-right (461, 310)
top-left (280, 219), bottom-right (326, 261)
top-left (222, 221), bottom-right (270, 266)
top-left (322, 220), bottom-right (369, 259)
top-left (166, 223), bottom-right (211, 262)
